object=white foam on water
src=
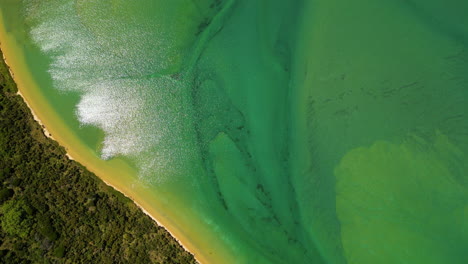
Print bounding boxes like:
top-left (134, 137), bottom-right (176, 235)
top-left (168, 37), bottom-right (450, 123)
top-left (23, 0), bottom-right (194, 183)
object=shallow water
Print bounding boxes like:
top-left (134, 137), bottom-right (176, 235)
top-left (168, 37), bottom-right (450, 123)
top-left (1, 0), bottom-right (468, 263)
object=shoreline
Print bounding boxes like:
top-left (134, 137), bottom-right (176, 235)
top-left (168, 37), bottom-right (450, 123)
top-left (0, 41), bottom-right (205, 264)
top-left (0, 50), bottom-right (67, 152)
top-left (0, 6), bottom-right (239, 262)
top-left (95, 177), bottom-right (196, 261)
top-left (0, 15), bottom-right (236, 264)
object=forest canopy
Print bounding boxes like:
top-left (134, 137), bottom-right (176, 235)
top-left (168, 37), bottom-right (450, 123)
top-left (0, 50), bottom-right (197, 264)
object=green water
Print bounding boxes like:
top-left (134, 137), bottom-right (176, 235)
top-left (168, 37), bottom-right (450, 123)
top-left (1, 0), bottom-right (468, 263)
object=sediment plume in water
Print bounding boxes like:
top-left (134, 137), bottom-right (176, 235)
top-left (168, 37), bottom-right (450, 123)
top-left (1, 0), bottom-right (468, 263)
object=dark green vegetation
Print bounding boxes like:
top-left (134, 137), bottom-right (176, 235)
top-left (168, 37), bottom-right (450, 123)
top-left (0, 51), bottom-right (197, 264)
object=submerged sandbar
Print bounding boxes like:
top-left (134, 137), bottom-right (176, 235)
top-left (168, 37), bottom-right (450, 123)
top-left (0, 10), bottom-right (236, 264)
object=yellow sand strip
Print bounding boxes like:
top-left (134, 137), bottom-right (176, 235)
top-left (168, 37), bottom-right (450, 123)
top-left (0, 12), bottom-right (235, 264)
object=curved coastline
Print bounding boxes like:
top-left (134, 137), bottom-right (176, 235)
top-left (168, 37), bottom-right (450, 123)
top-left (0, 12), bottom-right (235, 264)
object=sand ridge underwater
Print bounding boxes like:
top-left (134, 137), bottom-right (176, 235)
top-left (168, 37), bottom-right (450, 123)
top-left (0, 0), bottom-right (467, 263)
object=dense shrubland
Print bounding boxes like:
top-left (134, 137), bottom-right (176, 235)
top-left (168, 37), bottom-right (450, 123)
top-left (0, 51), bottom-right (197, 264)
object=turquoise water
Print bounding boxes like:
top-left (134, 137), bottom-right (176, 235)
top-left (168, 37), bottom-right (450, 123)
top-left (1, 0), bottom-right (468, 263)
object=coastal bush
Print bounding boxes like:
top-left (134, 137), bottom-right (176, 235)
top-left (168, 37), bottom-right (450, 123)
top-left (1, 200), bottom-right (32, 238)
top-left (0, 51), bottom-right (197, 263)
top-left (0, 188), bottom-right (13, 203)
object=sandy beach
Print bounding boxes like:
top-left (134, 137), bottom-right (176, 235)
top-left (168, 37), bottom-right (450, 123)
top-left (0, 14), bottom-right (236, 264)
top-left (0, 45), bottom-right (211, 264)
